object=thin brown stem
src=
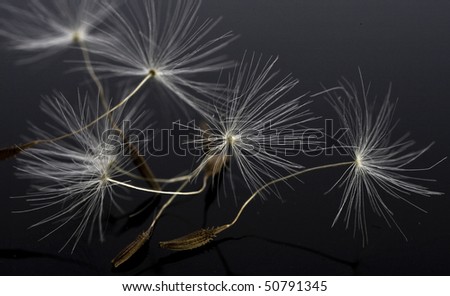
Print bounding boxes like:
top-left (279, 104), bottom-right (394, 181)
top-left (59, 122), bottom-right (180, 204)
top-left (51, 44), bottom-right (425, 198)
top-left (78, 39), bottom-right (108, 111)
top-left (159, 161), bottom-right (355, 251)
top-left (223, 161), bottom-right (354, 231)
top-left (78, 40), bottom-right (160, 191)
top-left (0, 73), bottom-right (154, 160)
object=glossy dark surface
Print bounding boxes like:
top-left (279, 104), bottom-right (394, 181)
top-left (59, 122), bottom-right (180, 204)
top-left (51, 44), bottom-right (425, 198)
top-left (0, 0), bottom-right (449, 275)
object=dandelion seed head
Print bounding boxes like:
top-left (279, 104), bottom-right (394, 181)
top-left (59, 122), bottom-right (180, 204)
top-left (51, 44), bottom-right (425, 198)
top-left (355, 153), bottom-right (364, 168)
top-left (71, 29), bottom-right (86, 44)
top-left (15, 91), bottom-right (150, 252)
top-left (88, 0), bottom-right (235, 115)
top-left (324, 72), bottom-right (443, 245)
top-left (190, 54), bottom-right (316, 197)
top-left (226, 133), bottom-right (239, 146)
top-left (0, 0), bottom-right (114, 60)
top-left (148, 69), bottom-right (158, 78)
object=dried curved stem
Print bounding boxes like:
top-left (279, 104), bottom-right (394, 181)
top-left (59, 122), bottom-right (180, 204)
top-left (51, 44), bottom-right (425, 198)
top-left (107, 176), bottom-right (209, 196)
top-left (0, 73), bottom-right (154, 160)
top-left (78, 39), bottom-right (108, 111)
top-left (160, 161), bottom-right (354, 251)
top-left (78, 40), bottom-right (160, 191)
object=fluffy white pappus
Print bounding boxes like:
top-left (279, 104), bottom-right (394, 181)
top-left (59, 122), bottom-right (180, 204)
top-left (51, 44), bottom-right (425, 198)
top-left (324, 73), bottom-right (444, 245)
top-left (189, 54), bottom-right (316, 197)
top-left (14, 91), bottom-right (149, 253)
top-left (88, 0), bottom-right (235, 115)
top-left (0, 0), bottom-right (114, 62)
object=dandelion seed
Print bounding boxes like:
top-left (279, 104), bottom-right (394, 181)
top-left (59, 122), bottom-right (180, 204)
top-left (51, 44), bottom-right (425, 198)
top-left (189, 54), bottom-right (316, 196)
top-left (169, 72), bottom-right (445, 252)
top-left (0, 0), bottom-right (113, 61)
top-left (324, 73), bottom-right (444, 245)
top-left (14, 91), bottom-right (150, 252)
top-left (159, 226), bottom-right (228, 251)
top-left (88, 0), bottom-right (235, 114)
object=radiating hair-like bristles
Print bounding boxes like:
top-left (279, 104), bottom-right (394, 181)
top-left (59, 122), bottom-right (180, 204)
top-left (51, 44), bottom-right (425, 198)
top-left (188, 53), bottom-right (317, 197)
top-left (87, 0), bottom-right (235, 115)
top-left (14, 91), bottom-right (150, 252)
top-left (323, 72), bottom-right (444, 245)
top-left (0, 0), bottom-right (114, 62)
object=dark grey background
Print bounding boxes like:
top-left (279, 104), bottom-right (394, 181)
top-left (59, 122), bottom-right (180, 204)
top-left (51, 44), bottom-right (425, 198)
top-left (0, 0), bottom-right (449, 275)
